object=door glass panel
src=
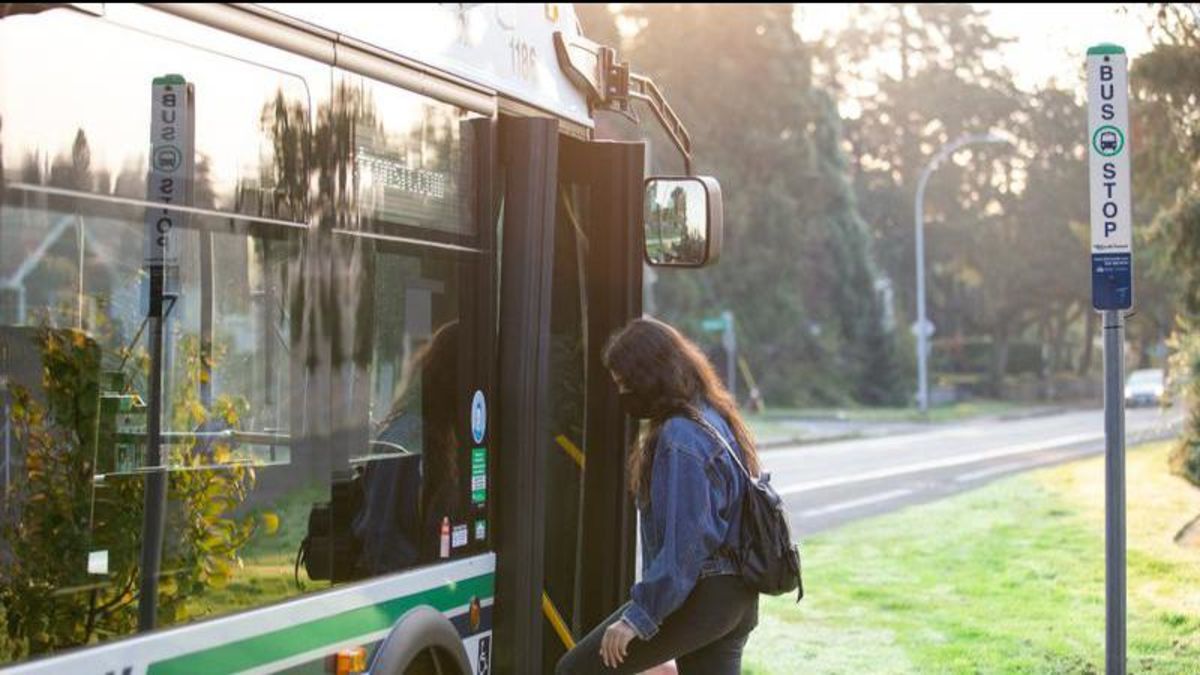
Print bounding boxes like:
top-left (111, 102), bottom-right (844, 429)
top-left (541, 175), bottom-right (591, 669)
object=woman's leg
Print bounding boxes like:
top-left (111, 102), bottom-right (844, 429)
top-left (555, 603), bottom-right (682, 675)
top-left (556, 576), bottom-right (757, 675)
top-left (556, 600), bottom-right (672, 672)
top-left (674, 581), bottom-right (758, 675)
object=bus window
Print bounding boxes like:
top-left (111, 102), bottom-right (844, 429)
top-left (346, 73), bottom-right (479, 240)
top-left (0, 192), bottom-right (310, 660)
top-left (321, 71), bottom-right (493, 583)
top-left (0, 6), bottom-right (324, 663)
top-left (338, 246), bottom-right (474, 576)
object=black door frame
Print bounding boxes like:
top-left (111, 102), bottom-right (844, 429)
top-left (558, 137), bottom-right (644, 634)
top-left (494, 115), bottom-right (560, 674)
top-left (494, 120), bottom-right (645, 674)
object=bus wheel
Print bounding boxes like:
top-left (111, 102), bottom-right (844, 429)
top-left (403, 647), bottom-right (466, 675)
top-left (371, 605), bottom-right (472, 675)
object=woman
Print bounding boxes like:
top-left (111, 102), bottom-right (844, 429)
top-left (557, 318), bottom-right (761, 675)
top-left (353, 321), bottom-right (461, 574)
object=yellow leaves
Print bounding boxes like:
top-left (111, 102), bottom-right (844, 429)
top-left (1, 323), bottom-right (275, 642)
top-left (203, 497), bottom-right (231, 520)
top-left (212, 444), bottom-right (232, 465)
top-left (204, 557), bottom-right (233, 589)
top-left (260, 512), bottom-right (280, 536)
top-left (158, 575), bottom-right (178, 596)
top-left (187, 400), bottom-right (206, 425)
top-left (200, 534), bottom-right (226, 551)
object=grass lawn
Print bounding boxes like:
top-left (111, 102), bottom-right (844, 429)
top-left (743, 441), bottom-right (1200, 673)
top-left (183, 484), bottom-right (324, 620)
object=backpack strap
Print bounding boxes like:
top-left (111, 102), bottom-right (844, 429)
top-left (294, 537), bottom-right (307, 590)
top-left (685, 406), bottom-right (754, 482)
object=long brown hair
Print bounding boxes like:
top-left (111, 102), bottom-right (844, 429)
top-left (378, 321), bottom-right (460, 517)
top-left (602, 317), bottom-right (760, 500)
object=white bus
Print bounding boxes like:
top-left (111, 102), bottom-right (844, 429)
top-left (0, 4), bottom-right (721, 674)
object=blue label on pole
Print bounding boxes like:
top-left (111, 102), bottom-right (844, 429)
top-left (471, 390), bottom-right (486, 444)
top-left (1092, 253), bottom-right (1132, 310)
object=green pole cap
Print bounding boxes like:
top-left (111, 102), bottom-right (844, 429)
top-left (153, 74), bottom-right (187, 85)
top-left (1087, 43), bottom-right (1126, 56)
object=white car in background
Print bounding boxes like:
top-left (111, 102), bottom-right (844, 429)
top-left (1125, 368), bottom-right (1169, 408)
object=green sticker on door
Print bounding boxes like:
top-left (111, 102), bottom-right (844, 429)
top-left (471, 447), bottom-right (487, 504)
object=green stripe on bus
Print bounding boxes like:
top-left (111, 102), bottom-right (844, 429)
top-left (148, 574), bottom-right (494, 675)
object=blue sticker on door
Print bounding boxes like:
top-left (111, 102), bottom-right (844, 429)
top-left (471, 390), bottom-right (487, 444)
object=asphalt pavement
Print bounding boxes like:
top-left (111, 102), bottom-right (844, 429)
top-left (763, 407), bottom-right (1184, 536)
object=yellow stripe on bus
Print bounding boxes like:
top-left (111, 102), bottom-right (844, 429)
top-left (555, 434), bottom-right (585, 469)
top-left (542, 590), bottom-right (576, 650)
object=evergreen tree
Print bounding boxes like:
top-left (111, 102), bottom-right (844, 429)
top-left (582, 4), bottom-right (905, 405)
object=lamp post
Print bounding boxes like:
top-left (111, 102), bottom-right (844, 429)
top-left (915, 132), bottom-right (1013, 413)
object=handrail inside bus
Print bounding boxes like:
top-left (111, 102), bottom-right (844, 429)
top-left (151, 429), bottom-right (293, 446)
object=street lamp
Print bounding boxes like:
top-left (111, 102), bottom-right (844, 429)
top-left (914, 132), bottom-right (1014, 413)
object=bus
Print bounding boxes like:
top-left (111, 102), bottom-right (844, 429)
top-left (0, 4), bottom-right (721, 674)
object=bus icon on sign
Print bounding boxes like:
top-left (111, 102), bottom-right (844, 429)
top-left (1093, 125), bottom-right (1124, 157)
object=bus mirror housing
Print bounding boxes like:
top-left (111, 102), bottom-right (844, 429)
top-left (643, 176), bottom-right (723, 267)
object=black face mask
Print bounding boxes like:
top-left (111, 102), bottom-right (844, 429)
top-left (619, 390), bottom-right (660, 419)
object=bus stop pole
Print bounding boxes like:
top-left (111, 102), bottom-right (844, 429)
top-left (1104, 309), bottom-right (1126, 674)
top-left (138, 75), bottom-right (191, 632)
top-left (138, 264), bottom-right (168, 632)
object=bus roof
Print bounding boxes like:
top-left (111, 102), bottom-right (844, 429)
top-left (257, 3), bottom-right (594, 127)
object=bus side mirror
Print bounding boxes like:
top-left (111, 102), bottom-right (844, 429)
top-left (643, 176), bottom-right (723, 267)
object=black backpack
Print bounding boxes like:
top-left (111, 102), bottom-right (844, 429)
top-left (692, 412), bottom-right (803, 601)
top-left (295, 470), bottom-right (364, 586)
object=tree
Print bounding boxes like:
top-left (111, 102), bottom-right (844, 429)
top-left (0, 328), bottom-right (258, 660)
top-left (813, 4), bottom-right (1176, 397)
top-left (1135, 3), bottom-right (1200, 485)
top-left (592, 4), bottom-right (905, 405)
top-left (813, 5), bottom-right (1044, 395)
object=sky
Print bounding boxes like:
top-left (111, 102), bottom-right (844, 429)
top-left (795, 3), bottom-right (1158, 94)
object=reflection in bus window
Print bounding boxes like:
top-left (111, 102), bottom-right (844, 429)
top-left (0, 6), bottom-right (320, 664)
top-left (317, 235), bottom-right (481, 583)
top-left (0, 193), bottom-right (308, 661)
top-left (1, 6), bottom-right (493, 671)
top-left (352, 74), bottom-right (477, 238)
top-left (354, 320), bottom-right (461, 574)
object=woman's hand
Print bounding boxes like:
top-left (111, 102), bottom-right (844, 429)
top-left (599, 619), bottom-right (637, 668)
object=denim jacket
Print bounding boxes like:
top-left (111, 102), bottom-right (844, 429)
top-left (620, 401), bottom-right (748, 640)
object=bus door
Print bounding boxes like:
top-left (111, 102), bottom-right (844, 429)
top-left (494, 115), bottom-right (644, 673)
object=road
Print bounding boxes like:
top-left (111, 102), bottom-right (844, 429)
top-left (764, 407), bottom-right (1184, 537)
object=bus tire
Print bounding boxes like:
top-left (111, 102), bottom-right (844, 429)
top-left (370, 605), bottom-right (473, 675)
